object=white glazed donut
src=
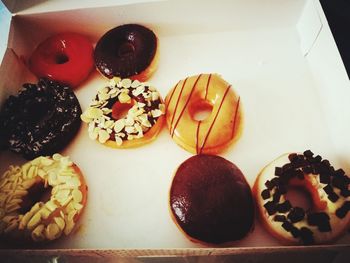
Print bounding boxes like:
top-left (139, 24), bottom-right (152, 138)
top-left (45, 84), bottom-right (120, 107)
top-left (253, 150), bottom-right (350, 245)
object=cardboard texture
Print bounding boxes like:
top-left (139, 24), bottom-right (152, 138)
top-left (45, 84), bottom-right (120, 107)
top-left (0, 0), bottom-right (349, 260)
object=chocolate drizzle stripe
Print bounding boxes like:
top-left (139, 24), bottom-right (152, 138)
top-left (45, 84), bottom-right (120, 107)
top-left (171, 74), bottom-right (202, 137)
top-left (199, 85), bottom-right (231, 154)
top-left (231, 96), bottom-right (240, 139)
top-left (166, 80), bottom-right (181, 112)
top-left (204, 74), bottom-right (212, 101)
top-left (196, 121), bottom-right (202, 154)
top-left (169, 78), bottom-right (188, 134)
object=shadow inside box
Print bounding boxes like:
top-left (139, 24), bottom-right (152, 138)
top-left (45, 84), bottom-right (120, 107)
top-left (2, 0), bottom-right (49, 13)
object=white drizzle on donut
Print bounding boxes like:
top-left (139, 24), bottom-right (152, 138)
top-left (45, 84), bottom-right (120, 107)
top-left (81, 78), bottom-right (165, 145)
top-left (0, 154), bottom-right (85, 242)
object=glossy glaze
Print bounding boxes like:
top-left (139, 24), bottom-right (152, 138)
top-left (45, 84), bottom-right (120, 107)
top-left (170, 155), bottom-right (254, 244)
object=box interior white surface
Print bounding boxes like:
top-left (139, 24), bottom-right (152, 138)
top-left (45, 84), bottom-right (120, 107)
top-left (0, 0), bottom-right (350, 249)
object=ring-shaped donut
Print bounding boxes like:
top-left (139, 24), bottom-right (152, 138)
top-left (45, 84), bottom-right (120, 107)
top-left (94, 24), bottom-right (158, 81)
top-left (0, 79), bottom-right (82, 159)
top-left (165, 73), bottom-right (243, 154)
top-left (29, 32), bottom-right (94, 88)
top-left (81, 77), bottom-right (165, 148)
top-left (253, 150), bottom-right (350, 245)
top-left (0, 154), bottom-right (87, 244)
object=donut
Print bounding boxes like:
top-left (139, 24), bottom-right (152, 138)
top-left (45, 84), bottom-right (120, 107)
top-left (94, 24), bottom-right (158, 81)
top-left (29, 32), bottom-right (94, 88)
top-left (170, 155), bottom-right (254, 244)
top-left (0, 78), bottom-right (82, 159)
top-left (165, 74), bottom-right (243, 155)
top-left (0, 154), bottom-right (87, 244)
top-left (253, 150), bottom-right (350, 245)
top-left (80, 77), bottom-right (165, 148)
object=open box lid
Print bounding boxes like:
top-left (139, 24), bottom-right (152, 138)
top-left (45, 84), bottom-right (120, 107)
top-left (1, 0), bottom-right (162, 15)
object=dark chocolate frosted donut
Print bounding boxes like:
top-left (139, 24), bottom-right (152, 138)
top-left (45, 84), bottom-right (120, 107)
top-left (0, 79), bottom-right (82, 159)
top-left (94, 24), bottom-right (157, 80)
top-left (170, 155), bottom-right (254, 244)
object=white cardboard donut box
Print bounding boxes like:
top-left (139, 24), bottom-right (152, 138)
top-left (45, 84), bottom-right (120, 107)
top-left (0, 0), bottom-right (350, 261)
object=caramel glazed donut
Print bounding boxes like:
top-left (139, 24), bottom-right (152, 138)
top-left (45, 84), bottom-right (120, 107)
top-left (254, 150), bottom-right (350, 245)
top-left (165, 74), bottom-right (243, 154)
top-left (81, 77), bottom-right (165, 148)
top-left (0, 154), bottom-right (87, 243)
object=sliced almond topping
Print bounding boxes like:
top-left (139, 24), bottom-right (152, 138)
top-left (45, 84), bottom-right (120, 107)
top-left (65, 177), bottom-right (81, 188)
top-left (40, 158), bottom-right (54, 167)
top-left (131, 79), bottom-right (141, 88)
top-left (118, 93), bottom-right (131, 103)
top-left (72, 189), bottom-right (83, 203)
top-left (73, 202), bottom-right (83, 211)
top-left (98, 129), bottom-right (110, 144)
top-left (104, 120), bottom-right (115, 129)
top-left (40, 207), bottom-right (51, 220)
top-left (151, 92), bottom-right (159, 101)
top-left (114, 119), bottom-right (125, 133)
top-left (89, 127), bottom-right (99, 140)
top-left (31, 224), bottom-right (45, 242)
top-left (115, 135), bottom-right (123, 146)
top-left (85, 107), bottom-right (104, 119)
top-left (98, 92), bottom-right (110, 102)
top-left (125, 126), bottom-right (135, 134)
top-left (64, 219), bottom-right (75, 235)
top-left (121, 78), bottom-right (132, 88)
top-left (53, 153), bottom-right (62, 161)
top-left (45, 223), bottom-right (61, 240)
top-left (125, 117), bottom-right (135, 126)
top-left (151, 109), bottom-right (163, 118)
top-left (45, 200), bottom-right (58, 212)
top-left (27, 166), bottom-right (37, 179)
top-left (132, 86), bottom-right (145, 97)
top-left (54, 217), bottom-right (65, 230)
top-left (111, 77), bottom-right (121, 85)
top-left (68, 210), bottom-right (77, 222)
top-left (27, 212), bottom-right (42, 230)
top-left (127, 134), bottom-right (134, 141)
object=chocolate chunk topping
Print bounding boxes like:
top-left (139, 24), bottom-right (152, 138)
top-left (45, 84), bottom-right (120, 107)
top-left (265, 180), bottom-right (274, 190)
top-left (288, 153), bottom-right (298, 162)
top-left (261, 189), bottom-right (270, 200)
top-left (277, 200), bottom-right (292, 213)
top-left (323, 184), bottom-right (334, 195)
top-left (299, 227), bottom-right (314, 245)
top-left (287, 207), bottom-right (305, 223)
top-left (272, 191), bottom-right (281, 203)
top-left (313, 155), bottom-right (322, 163)
top-left (273, 215), bottom-right (287, 222)
top-left (295, 169), bottom-right (304, 180)
top-left (332, 175), bottom-right (348, 190)
top-left (282, 221), bottom-right (293, 232)
top-left (334, 169), bottom-right (345, 177)
top-left (275, 167), bottom-right (283, 176)
top-left (341, 189), bottom-right (350, 197)
top-left (264, 201), bottom-right (277, 216)
top-left (319, 172), bottom-right (331, 184)
top-left (307, 212), bottom-right (331, 232)
top-left (303, 150), bottom-right (314, 158)
top-left (328, 192), bottom-right (339, 203)
top-left (290, 226), bottom-right (301, 238)
top-left (302, 166), bottom-right (313, 174)
top-left (336, 201), bottom-right (350, 219)
top-left (277, 185), bottom-right (287, 194)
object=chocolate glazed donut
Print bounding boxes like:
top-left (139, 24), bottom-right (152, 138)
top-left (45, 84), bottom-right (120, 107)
top-left (0, 79), bottom-right (82, 159)
top-left (170, 155), bottom-right (254, 244)
top-left (94, 24), bottom-right (157, 79)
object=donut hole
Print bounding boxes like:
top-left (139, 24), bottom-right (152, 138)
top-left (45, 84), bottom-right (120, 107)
top-left (55, 53), bottom-right (69, 64)
top-left (118, 42), bottom-right (135, 57)
top-left (285, 186), bottom-right (313, 212)
top-left (189, 100), bottom-right (213, 121)
top-left (19, 181), bottom-right (52, 214)
top-left (112, 100), bottom-right (135, 120)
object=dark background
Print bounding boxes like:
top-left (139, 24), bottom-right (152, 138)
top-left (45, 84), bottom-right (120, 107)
top-left (321, 0), bottom-right (350, 78)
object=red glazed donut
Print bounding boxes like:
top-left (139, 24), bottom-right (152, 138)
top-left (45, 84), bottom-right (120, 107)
top-left (29, 33), bottom-right (94, 88)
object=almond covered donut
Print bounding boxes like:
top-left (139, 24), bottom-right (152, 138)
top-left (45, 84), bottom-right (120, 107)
top-left (253, 150), bottom-right (350, 245)
top-left (170, 155), bottom-right (254, 245)
top-left (0, 154), bottom-right (87, 244)
top-left (165, 74), bottom-right (243, 154)
top-left (94, 24), bottom-right (158, 82)
top-left (81, 77), bottom-right (165, 148)
top-left (29, 32), bottom-right (94, 88)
